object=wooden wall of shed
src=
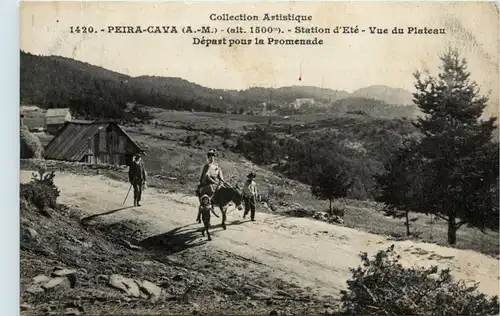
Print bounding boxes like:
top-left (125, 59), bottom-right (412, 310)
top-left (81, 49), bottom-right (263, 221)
top-left (90, 124), bottom-right (138, 165)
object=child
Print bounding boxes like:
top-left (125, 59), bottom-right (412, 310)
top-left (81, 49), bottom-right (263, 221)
top-left (242, 172), bottom-right (258, 221)
top-left (198, 195), bottom-right (219, 241)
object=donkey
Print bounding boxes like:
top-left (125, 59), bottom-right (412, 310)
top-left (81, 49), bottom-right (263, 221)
top-left (210, 186), bottom-right (244, 230)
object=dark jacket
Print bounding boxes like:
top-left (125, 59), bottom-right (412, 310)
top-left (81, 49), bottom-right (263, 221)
top-left (129, 159), bottom-right (146, 183)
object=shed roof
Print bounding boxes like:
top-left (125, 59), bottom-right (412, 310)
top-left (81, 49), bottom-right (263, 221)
top-left (44, 121), bottom-right (141, 161)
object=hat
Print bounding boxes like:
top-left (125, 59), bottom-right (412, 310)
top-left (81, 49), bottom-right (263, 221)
top-left (134, 150), bottom-right (146, 158)
top-left (200, 194), bottom-right (210, 202)
top-left (207, 149), bottom-right (217, 157)
top-left (247, 172), bottom-right (256, 179)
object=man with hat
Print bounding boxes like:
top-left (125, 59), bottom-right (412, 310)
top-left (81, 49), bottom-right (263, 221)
top-left (242, 172), bottom-right (258, 221)
top-left (128, 151), bottom-right (147, 207)
top-left (196, 149), bottom-right (225, 222)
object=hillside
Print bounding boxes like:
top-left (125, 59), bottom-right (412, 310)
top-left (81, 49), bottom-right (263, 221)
top-left (352, 85), bottom-right (415, 105)
top-left (20, 51), bottom-right (416, 118)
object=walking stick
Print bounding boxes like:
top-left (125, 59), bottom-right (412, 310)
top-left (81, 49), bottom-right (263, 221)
top-left (123, 184), bottom-right (132, 205)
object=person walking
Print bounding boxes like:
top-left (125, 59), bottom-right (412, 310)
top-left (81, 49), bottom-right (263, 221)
top-left (128, 152), bottom-right (147, 207)
top-left (198, 194), bottom-right (219, 241)
top-left (242, 172), bottom-right (258, 221)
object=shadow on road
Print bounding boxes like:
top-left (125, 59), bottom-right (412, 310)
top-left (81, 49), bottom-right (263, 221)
top-left (80, 206), bottom-right (135, 225)
top-left (211, 219), bottom-right (251, 230)
top-left (139, 224), bottom-right (207, 255)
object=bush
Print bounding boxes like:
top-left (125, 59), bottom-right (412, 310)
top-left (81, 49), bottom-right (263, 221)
top-left (20, 127), bottom-right (43, 159)
top-left (20, 168), bottom-right (60, 213)
top-left (338, 245), bottom-right (499, 316)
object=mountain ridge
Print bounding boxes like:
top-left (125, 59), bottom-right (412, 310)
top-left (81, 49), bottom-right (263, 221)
top-left (20, 50), bottom-right (416, 116)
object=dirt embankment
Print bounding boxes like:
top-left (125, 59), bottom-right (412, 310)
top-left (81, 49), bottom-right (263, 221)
top-left (20, 169), bottom-right (500, 316)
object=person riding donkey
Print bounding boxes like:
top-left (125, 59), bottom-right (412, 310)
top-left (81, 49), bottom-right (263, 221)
top-left (196, 149), bottom-right (225, 223)
top-left (198, 194), bottom-right (220, 241)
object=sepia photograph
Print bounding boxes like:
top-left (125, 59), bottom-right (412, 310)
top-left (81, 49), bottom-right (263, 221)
top-left (18, 1), bottom-right (499, 315)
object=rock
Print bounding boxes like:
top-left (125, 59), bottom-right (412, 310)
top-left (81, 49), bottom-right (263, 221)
top-left (42, 277), bottom-right (68, 290)
top-left (20, 304), bottom-right (32, 311)
top-left (52, 268), bottom-right (77, 277)
top-left (33, 274), bottom-right (50, 284)
top-left (64, 308), bottom-right (81, 315)
top-left (325, 308), bottom-right (335, 315)
top-left (266, 298), bottom-right (273, 306)
top-left (27, 228), bottom-right (38, 240)
top-left (269, 311), bottom-right (278, 316)
top-left (20, 218), bottom-right (32, 227)
top-left (52, 268), bottom-right (77, 288)
top-left (108, 274), bottom-right (141, 297)
top-left (108, 275), bottom-right (129, 293)
top-left (139, 280), bottom-right (162, 301)
top-left (25, 284), bottom-right (44, 294)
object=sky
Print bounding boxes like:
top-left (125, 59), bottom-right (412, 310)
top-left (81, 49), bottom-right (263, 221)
top-left (20, 1), bottom-right (499, 117)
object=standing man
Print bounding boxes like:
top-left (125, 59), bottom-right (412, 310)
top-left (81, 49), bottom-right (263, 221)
top-left (129, 152), bottom-right (147, 207)
top-left (242, 172), bottom-right (258, 221)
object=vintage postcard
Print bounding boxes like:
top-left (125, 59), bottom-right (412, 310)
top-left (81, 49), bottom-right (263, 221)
top-left (19, 1), bottom-right (499, 315)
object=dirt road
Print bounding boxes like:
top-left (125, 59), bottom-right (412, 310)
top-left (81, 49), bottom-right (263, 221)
top-left (20, 170), bottom-right (500, 298)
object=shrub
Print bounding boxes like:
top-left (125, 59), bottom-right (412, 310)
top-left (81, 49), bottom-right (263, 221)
top-left (20, 127), bottom-right (43, 159)
top-left (338, 245), bottom-right (499, 316)
top-left (20, 167), bottom-right (60, 213)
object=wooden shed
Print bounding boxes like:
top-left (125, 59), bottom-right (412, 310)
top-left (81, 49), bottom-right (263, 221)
top-left (45, 108), bottom-right (72, 135)
top-left (44, 120), bottom-right (142, 166)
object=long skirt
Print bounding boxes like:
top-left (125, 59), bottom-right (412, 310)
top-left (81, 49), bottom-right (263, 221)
top-left (197, 184), bottom-right (218, 202)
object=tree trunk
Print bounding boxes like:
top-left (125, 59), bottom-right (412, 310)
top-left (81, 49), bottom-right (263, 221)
top-left (329, 199), bottom-right (333, 216)
top-left (447, 215), bottom-right (457, 245)
top-left (405, 210), bottom-right (411, 236)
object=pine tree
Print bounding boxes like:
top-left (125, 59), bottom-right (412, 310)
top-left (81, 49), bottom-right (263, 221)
top-left (411, 48), bottom-right (499, 245)
top-left (375, 136), bottom-right (424, 236)
top-left (311, 158), bottom-right (353, 214)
